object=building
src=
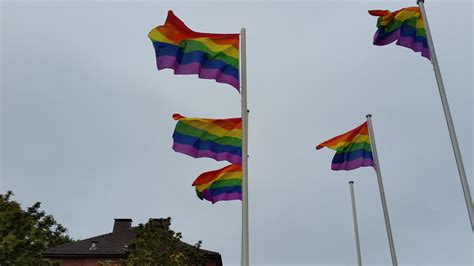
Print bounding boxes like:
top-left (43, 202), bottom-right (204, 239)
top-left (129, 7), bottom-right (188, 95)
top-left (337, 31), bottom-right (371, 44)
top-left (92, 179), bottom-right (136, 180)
top-left (43, 218), bottom-right (223, 266)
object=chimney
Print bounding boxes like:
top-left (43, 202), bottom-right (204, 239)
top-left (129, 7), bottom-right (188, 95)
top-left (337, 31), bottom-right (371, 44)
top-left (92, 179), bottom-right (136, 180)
top-left (113, 218), bottom-right (132, 232)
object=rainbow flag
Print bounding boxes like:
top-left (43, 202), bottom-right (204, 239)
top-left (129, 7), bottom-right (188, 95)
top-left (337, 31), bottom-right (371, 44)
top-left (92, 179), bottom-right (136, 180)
top-left (172, 114), bottom-right (242, 165)
top-left (148, 10), bottom-right (240, 90)
top-left (369, 7), bottom-right (429, 60)
top-left (192, 164), bottom-right (242, 204)
top-left (317, 122), bottom-right (374, 171)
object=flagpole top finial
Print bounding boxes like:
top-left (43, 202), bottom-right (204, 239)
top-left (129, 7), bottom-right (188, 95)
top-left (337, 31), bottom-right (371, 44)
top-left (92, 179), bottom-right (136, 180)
top-left (349, 181), bottom-right (354, 184)
top-left (366, 114), bottom-right (372, 118)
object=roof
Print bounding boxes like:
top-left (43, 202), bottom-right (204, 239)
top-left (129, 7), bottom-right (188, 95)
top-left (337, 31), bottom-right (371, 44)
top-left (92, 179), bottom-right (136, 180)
top-left (43, 225), bottom-right (222, 265)
top-left (42, 228), bottom-right (134, 258)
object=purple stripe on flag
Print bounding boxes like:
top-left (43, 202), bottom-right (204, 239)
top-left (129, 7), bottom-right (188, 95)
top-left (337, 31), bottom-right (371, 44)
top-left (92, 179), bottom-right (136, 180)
top-left (373, 30), bottom-right (401, 46)
top-left (201, 190), bottom-right (242, 204)
top-left (211, 192), bottom-right (242, 203)
top-left (373, 29), bottom-right (430, 59)
top-left (331, 157), bottom-right (375, 171)
top-left (172, 142), bottom-right (242, 165)
top-left (157, 55), bottom-right (240, 90)
top-left (396, 36), bottom-right (430, 59)
top-left (200, 190), bottom-right (213, 202)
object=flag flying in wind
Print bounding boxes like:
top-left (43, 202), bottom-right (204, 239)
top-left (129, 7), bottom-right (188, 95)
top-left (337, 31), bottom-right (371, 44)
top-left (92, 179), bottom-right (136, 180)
top-left (369, 7), bottom-right (430, 60)
top-left (192, 164), bottom-right (242, 204)
top-left (172, 114), bottom-right (242, 165)
top-left (317, 122), bottom-right (374, 171)
top-left (148, 10), bottom-right (240, 90)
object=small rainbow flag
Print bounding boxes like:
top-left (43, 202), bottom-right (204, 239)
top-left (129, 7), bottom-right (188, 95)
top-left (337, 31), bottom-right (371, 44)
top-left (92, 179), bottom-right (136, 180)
top-left (317, 122), bottom-right (374, 171)
top-left (369, 7), bottom-right (429, 60)
top-left (172, 114), bottom-right (242, 165)
top-left (192, 164), bottom-right (242, 204)
top-left (148, 10), bottom-right (240, 90)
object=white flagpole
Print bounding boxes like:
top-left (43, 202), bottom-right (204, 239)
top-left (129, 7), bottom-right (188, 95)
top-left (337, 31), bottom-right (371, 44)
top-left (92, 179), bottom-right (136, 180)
top-left (417, 0), bottom-right (474, 230)
top-left (240, 28), bottom-right (249, 266)
top-left (349, 181), bottom-right (362, 266)
top-left (366, 114), bottom-right (398, 266)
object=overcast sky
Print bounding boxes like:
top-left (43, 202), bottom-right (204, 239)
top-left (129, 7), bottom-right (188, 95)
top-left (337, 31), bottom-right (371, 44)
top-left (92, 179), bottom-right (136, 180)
top-left (1, 0), bottom-right (472, 265)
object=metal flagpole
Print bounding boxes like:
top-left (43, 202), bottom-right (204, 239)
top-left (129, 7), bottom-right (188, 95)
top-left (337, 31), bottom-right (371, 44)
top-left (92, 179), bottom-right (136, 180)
top-left (366, 114), bottom-right (398, 266)
top-left (349, 181), bottom-right (362, 266)
top-left (240, 28), bottom-right (249, 266)
top-left (417, 0), bottom-right (474, 230)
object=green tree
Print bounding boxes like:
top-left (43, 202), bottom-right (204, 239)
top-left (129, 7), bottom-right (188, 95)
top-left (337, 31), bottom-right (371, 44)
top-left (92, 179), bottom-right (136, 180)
top-left (0, 191), bottom-right (72, 265)
top-left (125, 218), bottom-right (208, 266)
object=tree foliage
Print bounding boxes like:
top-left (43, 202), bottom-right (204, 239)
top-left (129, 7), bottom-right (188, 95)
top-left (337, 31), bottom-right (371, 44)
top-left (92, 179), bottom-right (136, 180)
top-left (0, 191), bottom-right (72, 265)
top-left (125, 218), bottom-right (208, 266)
